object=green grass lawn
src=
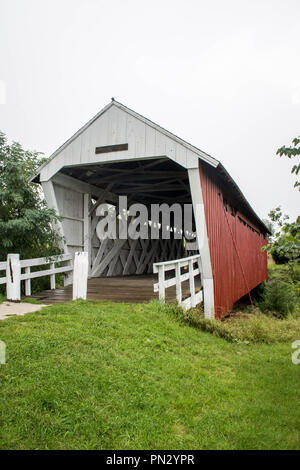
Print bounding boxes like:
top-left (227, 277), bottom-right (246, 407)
top-left (0, 300), bottom-right (299, 450)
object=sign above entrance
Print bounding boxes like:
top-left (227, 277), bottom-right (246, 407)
top-left (95, 143), bottom-right (128, 154)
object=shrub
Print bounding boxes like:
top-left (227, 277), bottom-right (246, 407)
top-left (258, 279), bottom-right (297, 318)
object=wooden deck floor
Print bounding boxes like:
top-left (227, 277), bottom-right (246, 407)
top-left (27, 275), bottom-right (200, 304)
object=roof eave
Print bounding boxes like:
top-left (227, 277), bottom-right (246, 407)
top-left (216, 163), bottom-right (270, 234)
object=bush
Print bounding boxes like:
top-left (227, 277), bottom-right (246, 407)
top-left (258, 279), bottom-right (298, 318)
top-left (272, 246), bottom-right (290, 264)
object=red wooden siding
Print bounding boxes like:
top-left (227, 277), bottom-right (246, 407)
top-left (199, 162), bottom-right (268, 318)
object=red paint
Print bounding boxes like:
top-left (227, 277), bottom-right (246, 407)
top-left (199, 162), bottom-right (268, 318)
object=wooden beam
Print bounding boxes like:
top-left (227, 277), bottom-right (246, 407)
top-left (89, 182), bottom-right (114, 216)
top-left (87, 158), bottom-right (168, 184)
top-left (117, 186), bottom-right (188, 194)
top-left (52, 173), bottom-right (119, 204)
top-left (83, 193), bottom-right (92, 274)
top-left (114, 177), bottom-right (187, 188)
top-left (94, 172), bottom-right (188, 185)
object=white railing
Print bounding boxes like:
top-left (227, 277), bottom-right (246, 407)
top-left (0, 252), bottom-right (88, 301)
top-left (153, 254), bottom-right (202, 310)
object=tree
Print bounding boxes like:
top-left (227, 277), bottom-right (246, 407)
top-left (264, 207), bottom-right (300, 281)
top-left (277, 136), bottom-right (300, 190)
top-left (261, 218), bottom-right (274, 243)
top-left (268, 207), bottom-right (299, 261)
top-left (263, 136), bottom-right (300, 274)
top-left (0, 131), bottom-right (62, 261)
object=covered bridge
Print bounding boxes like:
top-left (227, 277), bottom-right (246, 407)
top-left (33, 99), bottom-right (268, 318)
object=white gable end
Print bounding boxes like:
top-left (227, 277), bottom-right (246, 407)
top-left (39, 101), bottom-right (218, 182)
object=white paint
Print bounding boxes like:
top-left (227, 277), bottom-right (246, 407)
top-left (38, 101), bottom-right (218, 182)
top-left (52, 173), bottom-right (118, 203)
top-left (20, 255), bottom-right (73, 286)
top-left (41, 181), bottom-right (67, 252)
top-left (203, 279), bottom-right (215, 319)
top-left (188, 168), bottom-right (214, 318)
top-left (175, 263), bottom-right (182, 304)
top-left (84, 193), bottom-right (91, 275)
top-left (20, 253), bottom-right (72, 267)
top-left (72, 252), bottom-right (88, 300)
top-left (20, 265), bottom-right (72, 281)
top-left (50, 263), bottom-right (55, 289)
top-left (6, 254), bottom-right (21, 301)
top-left (42, 180), bottom-right (79, 286)
top-left (153, 254), bottom-right (202, 311)
top-left (157, 265), bottom-right (165, 301)
top-left (2, 254), bottom-right (73, 299)
top-left (25, 266), bottom-right (31, 296)
top-left (188, 259), bottom-right (196, 307)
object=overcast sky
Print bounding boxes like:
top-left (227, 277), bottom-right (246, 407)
top-left (0, 0), bottom-right (299, 221)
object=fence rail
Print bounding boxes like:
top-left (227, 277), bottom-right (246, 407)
top-left (0, 261), bottom-right (7, 285)
top-left (0, 252), bottom-right (88, 301)
top-left (153, 254), bottom-right (202, 310)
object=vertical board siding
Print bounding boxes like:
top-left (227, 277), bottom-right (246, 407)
top-left (199, 162), bottom-right (267, 318)
top-left (40, 105), bottom-right (200, 182)
top-left (53, 183), bottom-right (84, 253)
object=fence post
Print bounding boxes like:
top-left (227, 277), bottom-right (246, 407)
top-left (25, 267), bottom-right (31, 296)
top-left (72, 252), bottom-right (88, 300)
top-left (158, 265), bottom-right (165, 301)
top-left (188, 259), bottom-right (196, 307)
top-left (6, 254), bottom-right (21, 301)
top-left (175, 263), bottom-right (182, 304)
top-left (50, 262), bottom-right (56, 289)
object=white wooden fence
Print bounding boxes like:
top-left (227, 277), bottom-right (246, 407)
top-left (153, 254), bottom-right (202, 310)
top-left (0, 252), bottom-right (88, 302)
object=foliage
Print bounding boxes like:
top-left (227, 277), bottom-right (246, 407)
top-left (258, 279), bottom-right (298, 318)
top-left (261, 218), bottom-right (274, 243)
top-left (0, 299), bottom-right (299, 449)
top-left (263, 135), bottom-right (300, 273)
top-left (0, 131), bottom-right (62, 261)
top-left (263, 207), bottom-right (300, 274)
top-left (160, 263), bottom-right (300, 340)
top-left (172, 303), bottom-right (300, 344)
top-left (277, 135), bottom-right (300, 190)
top-left (268, 263), bottom-right (300, 288)
top-left (0, 132), bottom-right (64, 293)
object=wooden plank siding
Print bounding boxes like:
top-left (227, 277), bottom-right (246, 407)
top-left (38, 102), bottom-right (213, 182)
top-left (199, 161), bottom-right (268, 318)
top-left (53, 182), bottom-right (84, 258)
